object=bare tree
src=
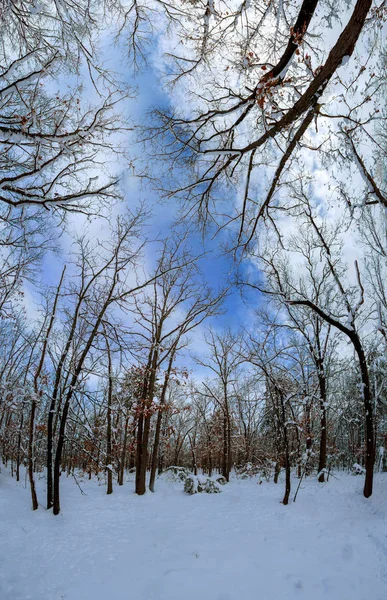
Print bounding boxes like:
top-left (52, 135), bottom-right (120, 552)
top-left (27, 266), bottom-right (66, 510)
top-left (251, 204), bottom-right (376, 497)
top-left (195, 328), bottom-right (244, 481)
top-left (150, 0), bottom-right (381, 246)
top-left (245, 234), bottom-right (339, 483)
top-left (130, 233), bottom-right (225, 494)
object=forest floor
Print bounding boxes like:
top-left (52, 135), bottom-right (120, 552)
top-left (1, 468), bottom-right (386, 600)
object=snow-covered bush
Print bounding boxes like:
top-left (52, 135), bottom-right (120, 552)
top-left (184, 474), bottom-right (222, 494)
top-left (236, 460), bottom-right (273, 481)
top-left (159, 466), bottom-right (190, 483)
top-left (205, 479), bottom-right (222, 494)
top-left (352, 463), bottom-right (366, 475)
top-left (236, 462), bottom-right (261, 479)
top-left (236, 462), bottom-right (258, 479)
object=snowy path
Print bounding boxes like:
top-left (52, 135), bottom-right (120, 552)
top-left (1, 470), bottom-right (386, 600)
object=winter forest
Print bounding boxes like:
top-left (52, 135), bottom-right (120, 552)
top-left (0, 1), bottom-right (386, 599)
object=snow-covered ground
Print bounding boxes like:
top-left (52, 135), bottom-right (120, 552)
top-left (1, 468), bottom-right (386, 600)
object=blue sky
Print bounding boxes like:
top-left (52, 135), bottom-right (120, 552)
top-left (127, 60), bottom-right (263, 337)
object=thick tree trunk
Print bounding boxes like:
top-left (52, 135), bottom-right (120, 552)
top-left (353, 340), bottom-right (375, 498)
top-left (135, 354), bottom-right (152, 495)
top-left (118, 415), bottom-right (129, 486)
top-left (281, 393), bottom-right (291, 505)
top-left (136, 344), bottom-right (159, 495)
top-left (282, 450), bottom-right (291, 505)
top-left (137, 413), bottom-right (151, 495)
top-left (149, 364), bottom-right (172, 492)
top-left (53, 397), bottom-right (71, 515)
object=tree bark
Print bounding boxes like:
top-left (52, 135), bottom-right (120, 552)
top-left (53, 395), bottom-right (71, 515)
top-left (353, 338), bottom-right (375, 498)
top-left (317, 370), bottom-right (328, 483)
top-left (118, 415), bottom-right (129, 486)
top-left (281, 392), bottom-right (291, 505)
top-left (136, 342), bottom-right (159, 495)
top-left (16, 412), bottom-right (23, 482)
top-left (149, 363), bottom-right (172, 492)
top-left (274, 461), bottom-right (281, 484)
top-left (28, 398), bottom-right (38, 510)
top-left (106, 339), bottom-right (113, 495)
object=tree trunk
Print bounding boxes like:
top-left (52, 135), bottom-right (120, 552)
top-left (106, 341), bottom-right (113, 495)
top-left (135, 407), bottom-right (144, 493)
top-left (28, 398), bottom-right (38, 510)
top-left (149, 409), bottom-right (163, 492)
top-left (353, 340), bottom-right (375, 498)
top-left (53, 396), bottom-right (71, 515)
top-left (188, 434), bottom-right (198, 476)
top-left (46, 397), bottom-right (56, 509)
top-left (118, 415), bottom-right (129, 486)
top-left (16, 412), bottom-right (24, 482)
top-left (221, 401), bottom-right (232, 482)
top-left (208, 444), bottom-right (213, 477)
top-left (136, 344), bottom-right (159, 495)
top-left (137, 412), bottom-right (152, 494)
top-left (318, 371), bottom-right (328, 483)
top-left (227, 410), bottom-right (232, 480)
top-left (149, 364), bottom-right (172, 492)
top-left (222, 414), bottom-right (228, 480)
top-left (274, 461), bottom-right (281, 484)
top-left (281, 393), bottom-right (291, 505)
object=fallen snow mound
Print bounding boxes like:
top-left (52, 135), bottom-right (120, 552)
top-left (184, 474), bottom-right (224, 494)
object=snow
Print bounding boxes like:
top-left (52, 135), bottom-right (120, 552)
top-left (338, 55), bottom-right (351, 69)
top-left (352, 463), bottom-right (366, 474)
top-left (0, 468), bottom-right (386, 600)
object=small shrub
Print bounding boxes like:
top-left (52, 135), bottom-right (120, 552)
top-left (184, 474), bottom-right (222, 494)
